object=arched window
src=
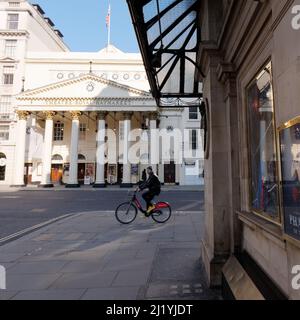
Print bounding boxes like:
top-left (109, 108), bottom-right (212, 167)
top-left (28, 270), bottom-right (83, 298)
top-left (78, 154), bottom-right (86, 161)
top-left (52, 154), bottom-right (63, 162)
top-left (0, 153), bottom-right (7, 181)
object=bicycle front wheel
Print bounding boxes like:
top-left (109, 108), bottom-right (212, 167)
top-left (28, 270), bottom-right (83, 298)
top-left (115, 202), bottom-right (138, 224)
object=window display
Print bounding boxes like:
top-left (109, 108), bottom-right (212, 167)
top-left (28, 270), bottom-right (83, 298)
top-left (279, 118), bottom-right (300, 240)
top-left (247, 62), bottom-right (279, 220)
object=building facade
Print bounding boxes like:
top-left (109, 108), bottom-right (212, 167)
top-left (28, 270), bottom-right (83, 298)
top-left (0, 0), bottom-right (204, 187)
top-left (127, 0), bottom-right (300, 299)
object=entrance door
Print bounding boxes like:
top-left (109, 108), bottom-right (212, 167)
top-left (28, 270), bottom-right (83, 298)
top-left (164, 162), bottom-right (176, 184)
top-left (51, 164), bottom-right (63, 184)
top-left (78, 163), bottom-right (85, 185)
top-left (24, 164), bottom-right (32, 185)
top-left (117, 164), bottom-right (123, 184)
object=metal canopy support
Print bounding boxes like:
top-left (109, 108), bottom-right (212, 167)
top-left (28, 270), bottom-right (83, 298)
top-left (127, 0), bottom-right (203, 107)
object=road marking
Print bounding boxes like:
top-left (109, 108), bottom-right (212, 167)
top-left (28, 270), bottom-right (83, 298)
top-left (0, 213), bottom-right (74, 247)
top-left (31, 208), bottom-right (47, 213)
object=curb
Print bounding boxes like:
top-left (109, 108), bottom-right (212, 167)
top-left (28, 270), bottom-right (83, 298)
top-left (0, 213), bottom-right (75, 247)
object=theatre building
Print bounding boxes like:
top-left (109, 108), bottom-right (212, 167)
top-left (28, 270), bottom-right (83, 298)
top-left (128, 0), bottom-right (300, 299)
top-left (0, 0), bottom-right (204, 188)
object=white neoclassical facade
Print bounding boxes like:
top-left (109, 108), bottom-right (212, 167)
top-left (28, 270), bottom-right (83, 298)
top-left (0, 0), bottom-right (204, 187)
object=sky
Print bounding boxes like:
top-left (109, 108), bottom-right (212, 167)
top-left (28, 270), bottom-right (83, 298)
top-left (30, 0), bottom-right (140, 53)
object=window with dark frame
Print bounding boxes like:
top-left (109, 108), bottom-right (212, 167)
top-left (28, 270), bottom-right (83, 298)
top-left (189, 107), bottom-right (198, 120)
top-left (54, 122), bottom-right (64, 141)
top-left (79, 123), bottom-right (87, 140)
top-left (247, 62), bottom-right (280, 221)
top-left (3, 66), bottom-right (14, 85)
top-left (192, 129), bottom-right (198, 150)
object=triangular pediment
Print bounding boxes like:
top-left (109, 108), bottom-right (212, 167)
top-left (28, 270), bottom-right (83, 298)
top-left (0, 57), bottom-right (18, 63)
top-left (18, 73), bottom-right (151, 100)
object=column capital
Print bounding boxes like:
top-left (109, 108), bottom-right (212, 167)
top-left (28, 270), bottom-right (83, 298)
top-left (97, 111), bottom-right (108, 121)
top-left (43, 111), bottom-right (56, 121)
top-left (16, 111), bottom-right (30, 120)
top-left (70, 111), bottom-right (81, 120)
top-left (148, 112), bottom-right (159, 121)
top-left (123, 112), bottom-right (133, 121)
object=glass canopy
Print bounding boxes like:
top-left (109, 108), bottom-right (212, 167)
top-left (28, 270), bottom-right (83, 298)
top-left (127, 0), bottom-right (202, 107)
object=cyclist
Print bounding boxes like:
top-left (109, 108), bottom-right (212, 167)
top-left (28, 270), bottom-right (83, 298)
top-left (138, 166), bottom-right (161, 214)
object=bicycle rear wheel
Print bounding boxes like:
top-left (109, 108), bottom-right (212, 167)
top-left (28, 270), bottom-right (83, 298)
top-left (115, 202), bottom-right (138, 224)
top-left (151, 206), bottom-right (172, 224)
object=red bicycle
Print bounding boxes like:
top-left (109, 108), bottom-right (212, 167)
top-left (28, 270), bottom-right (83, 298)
top-left (115, 189), bottom-right (172, 224)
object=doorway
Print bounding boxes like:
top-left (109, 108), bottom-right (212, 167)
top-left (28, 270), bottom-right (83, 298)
top-left (78, 163), bottom-right (86, 185)
top-left (164, 162), bottom-right (176, 184)
top-left (51, 164), bottom-right (63, 184)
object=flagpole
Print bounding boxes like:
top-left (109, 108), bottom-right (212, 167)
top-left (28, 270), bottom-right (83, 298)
top-left (107, 3), bottom-right (111, 47)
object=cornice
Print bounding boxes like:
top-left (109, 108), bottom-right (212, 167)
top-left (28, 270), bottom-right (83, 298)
top-left (20, 73), bottom-right (151, 97)
top-left (0, 30), bottom-right (29, 37)
top-left (197, 41), bottom-right (223, 77)
top-left (17, 96), bottom-right (154, 102)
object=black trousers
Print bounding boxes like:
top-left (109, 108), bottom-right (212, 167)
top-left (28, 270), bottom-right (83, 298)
top-left (142, 190), bottom-right (157, 209)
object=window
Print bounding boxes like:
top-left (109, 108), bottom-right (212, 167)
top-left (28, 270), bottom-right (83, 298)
top-left (247, 62), bottom-right (279, 220)
top-left (5, 40), bottom-right (17, 58)
top-left (279, 119), bottom-right (300, 240)
top-left (7, 14), bottom-right (19, 30)
top-left (189, 107), bottom-right (198, 120)
top-left (190, 129), bottom-right (198, 150)
top-left (0, 125), bottom-right (10, 141)
top-left (3, 66), bottom-right (14, 85)
top-left (54, 122), bottom-right (64, 141)
top-left (79, 123), bottom-right (87, 140)
top-left (0, 96), bottom-right (12, 119)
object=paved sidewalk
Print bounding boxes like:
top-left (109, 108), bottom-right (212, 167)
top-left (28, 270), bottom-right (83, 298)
top-left (0, 185), bottom-right (204, 193)
top-left (0, 210), bottom-right (219, 300)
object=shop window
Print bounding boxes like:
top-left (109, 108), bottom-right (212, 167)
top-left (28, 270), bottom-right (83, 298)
top-left (54, 122), bottom-right (64, 141)
top-left (247, 62), bottom-right (279, 220)
top-left (279, 119), bottom-right (300, 240)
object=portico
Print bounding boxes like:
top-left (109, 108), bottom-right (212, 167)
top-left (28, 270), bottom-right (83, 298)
top-left (15, 73), bottom-right (159, 188)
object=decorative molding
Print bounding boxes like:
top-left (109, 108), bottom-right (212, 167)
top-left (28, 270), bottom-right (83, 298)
top-left (42, 111), bottom-right (56, 120)
top-left (16, 111), bottom-right (30, 120)
top-left (0, 30), bottom-right (29, 37)
top-left (70, 111), bottom-right (81, 120)
top-left (197, 41), bottom-right (223, 78)
top-left (97, 112), bottom-right (108, 121)
top-left (20, 73), bottom-right (151, 97)
top-left (123, 112), bottom-right (133, 120)
top-left (148, 111), bottom-right (159, 121)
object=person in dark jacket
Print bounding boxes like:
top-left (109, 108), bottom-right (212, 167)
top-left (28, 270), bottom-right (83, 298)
top-left (138, 166), bottom-right (161, 214)
top-left (142, 169), bottom-right (147, 182)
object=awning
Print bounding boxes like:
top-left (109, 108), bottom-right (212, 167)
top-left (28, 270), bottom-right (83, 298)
top-left (127, 0), bottom-right (203, 107)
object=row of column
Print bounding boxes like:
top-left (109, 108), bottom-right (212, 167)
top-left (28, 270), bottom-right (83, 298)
top-left (13, 110), bottom-right (158, 188)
